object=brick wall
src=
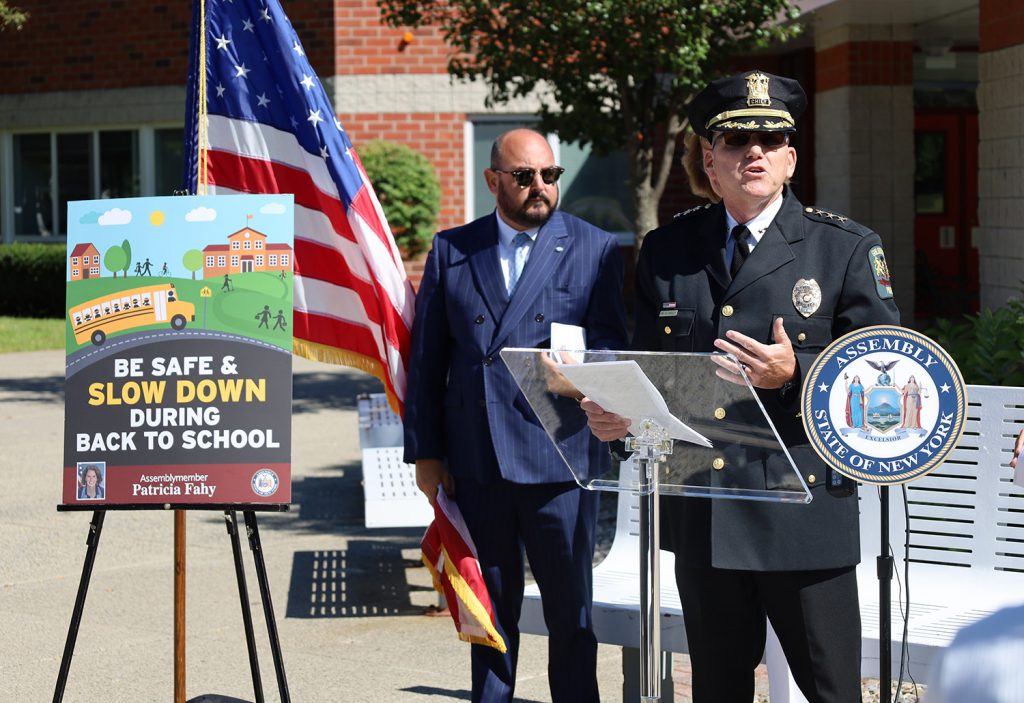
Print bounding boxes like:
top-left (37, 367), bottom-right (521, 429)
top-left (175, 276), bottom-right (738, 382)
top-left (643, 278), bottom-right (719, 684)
top-left (977, 0), bottom-right (1024, 308)
top-left (0, 0), bottom-right (335, 94)
top-left (815, 41), bottom-right (914, 93)
top-left (335, 0), bottom-right (452, 75)
top-left (980, 0), bottom-right (1024, 52)
top-left (339, 111), bottom-right (465, 232)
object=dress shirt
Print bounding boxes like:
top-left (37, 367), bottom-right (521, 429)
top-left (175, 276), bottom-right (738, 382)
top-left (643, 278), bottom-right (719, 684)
top-left (724, 192), bottom-right (785, 269)
top-left (495, 212), bottom-right (539, 292)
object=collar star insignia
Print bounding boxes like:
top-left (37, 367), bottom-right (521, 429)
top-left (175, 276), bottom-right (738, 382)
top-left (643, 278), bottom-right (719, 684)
top-left (818, 382), bottom-right (830, 392)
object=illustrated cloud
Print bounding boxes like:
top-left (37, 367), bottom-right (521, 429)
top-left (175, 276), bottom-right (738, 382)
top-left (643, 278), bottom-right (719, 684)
top-left (260, 202), bottom-right (286, 215)
top-left (78, 211), bottom-right (100, 225)
top-left (98, 208), bottom-right (132, 226)
top-left (185, 206), bottom-right (217, 222)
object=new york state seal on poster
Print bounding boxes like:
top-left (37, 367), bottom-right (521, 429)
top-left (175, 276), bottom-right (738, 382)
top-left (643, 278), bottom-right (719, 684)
top-left (802, 325), bottom-right (967, 485)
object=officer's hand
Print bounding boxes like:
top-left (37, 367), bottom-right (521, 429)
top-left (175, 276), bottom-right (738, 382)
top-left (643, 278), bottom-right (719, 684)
top-left (415, 459), bottom-right (454, 508)
top-left (1010, 428), bottom-right (1024, 469)
top-left (712, 317), bottom-right (797, 389)
top-left (581, 398), bottom-right (631, 441)
top-left (539, 351), bottom-right (584, 399)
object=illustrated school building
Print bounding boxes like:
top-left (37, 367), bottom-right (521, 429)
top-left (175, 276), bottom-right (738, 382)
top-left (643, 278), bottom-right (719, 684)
top-left (203, 226), bottom-right (293, 279)
top-left (0, 0), bottom-right (1020, 325)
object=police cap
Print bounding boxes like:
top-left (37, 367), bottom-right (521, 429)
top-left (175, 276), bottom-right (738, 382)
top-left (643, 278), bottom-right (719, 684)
top-left (686, 70), bottom-right (807, 139)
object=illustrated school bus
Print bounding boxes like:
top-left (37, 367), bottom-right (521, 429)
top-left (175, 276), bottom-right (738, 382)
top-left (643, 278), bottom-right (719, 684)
top-left (69, 283), bottom-right (196, 346)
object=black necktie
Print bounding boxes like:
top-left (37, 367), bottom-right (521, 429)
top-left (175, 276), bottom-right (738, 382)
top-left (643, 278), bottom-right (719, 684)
top-left (730, 225), bottom-right (750, 279)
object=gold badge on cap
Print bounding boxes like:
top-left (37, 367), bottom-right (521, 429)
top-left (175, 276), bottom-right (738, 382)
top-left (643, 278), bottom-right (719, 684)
top-left (792, 279), bottom-right (821, 318)
top-left (746, 72), bottom-right (771, 107)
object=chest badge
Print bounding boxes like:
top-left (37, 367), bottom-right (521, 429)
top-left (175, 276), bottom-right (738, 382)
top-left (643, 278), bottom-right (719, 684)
top-left (792, 279), bottom-right (821, 318)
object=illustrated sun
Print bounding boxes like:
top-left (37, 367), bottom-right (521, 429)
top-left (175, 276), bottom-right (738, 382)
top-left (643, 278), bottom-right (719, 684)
top-left (150, 210), bottom-right (165, 226)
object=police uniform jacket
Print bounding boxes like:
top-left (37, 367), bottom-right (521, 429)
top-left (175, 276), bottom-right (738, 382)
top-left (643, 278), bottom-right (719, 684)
top-left (634, 188), bottom-right (900, 571)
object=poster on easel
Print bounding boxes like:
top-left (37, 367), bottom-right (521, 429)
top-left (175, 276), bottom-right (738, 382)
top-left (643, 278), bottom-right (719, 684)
top-left (62, 194), bottom-right (294, 508)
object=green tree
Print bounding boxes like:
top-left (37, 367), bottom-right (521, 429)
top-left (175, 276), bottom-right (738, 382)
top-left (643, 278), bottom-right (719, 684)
top-left (0, 1), bottom-right (28, 30)
top-left (121, 239), bottom-right (132, 279)
top-left (378, 0), bottom-right (800, 241)
top-left (359, 140), bottom-right (441, 259)
top-left (104, 245), bottom-right (127, 279)
top-left (182, 249), bottom-right (204, 280)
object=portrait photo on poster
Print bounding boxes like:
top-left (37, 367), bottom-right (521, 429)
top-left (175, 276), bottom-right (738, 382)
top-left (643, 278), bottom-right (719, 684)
top-left (76, 462), bottom-right (106, 501)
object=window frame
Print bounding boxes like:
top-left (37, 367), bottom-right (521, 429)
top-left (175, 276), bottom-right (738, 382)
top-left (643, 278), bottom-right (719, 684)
top-left (0, 123), bottom-right (183, 243)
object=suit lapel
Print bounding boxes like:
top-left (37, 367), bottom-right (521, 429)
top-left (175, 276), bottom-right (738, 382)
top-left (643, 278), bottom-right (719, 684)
top-left (467, 214), bottom-right (509, 324)
top-left (727, 192), bottom-right (802, 298)
top-left (490, 212), bottom-right (569, 352)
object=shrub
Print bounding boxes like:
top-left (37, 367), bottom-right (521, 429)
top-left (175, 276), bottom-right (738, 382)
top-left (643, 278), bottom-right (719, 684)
top-left (359, 140), bottom-right (441, 259)
top-left (927, 300), bottom-right (1024, 386)
top-left (0, 242), bottom-right (67, 318)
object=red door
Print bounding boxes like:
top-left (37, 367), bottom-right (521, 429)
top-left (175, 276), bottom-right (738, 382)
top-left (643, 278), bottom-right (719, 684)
top-left (914, 112), bottom-right (979, 321)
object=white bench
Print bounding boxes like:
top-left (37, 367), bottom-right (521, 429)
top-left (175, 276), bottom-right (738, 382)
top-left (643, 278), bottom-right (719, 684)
top-left (357, 393), bottom-right (431, 529)
top-left (520, 383), bottom-right (1024, 700)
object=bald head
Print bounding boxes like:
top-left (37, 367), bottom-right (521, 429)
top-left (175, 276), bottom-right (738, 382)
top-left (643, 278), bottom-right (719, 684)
top-left (490, 128), bottom-right (551, 169)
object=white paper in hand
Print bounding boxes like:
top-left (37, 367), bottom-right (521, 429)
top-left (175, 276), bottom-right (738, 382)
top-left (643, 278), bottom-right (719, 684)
top-left (559, 360), bottom-right (712, 447)
top-left (549, 322), bottom-right (587, 364)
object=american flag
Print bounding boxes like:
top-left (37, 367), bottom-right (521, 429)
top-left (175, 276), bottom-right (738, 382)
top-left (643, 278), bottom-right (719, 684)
top-left (183, 0), bottom-right (413, 414)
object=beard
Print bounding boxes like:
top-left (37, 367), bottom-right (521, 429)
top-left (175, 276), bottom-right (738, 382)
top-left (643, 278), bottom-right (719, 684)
top-left (497, 184), bottom-right (558, 228)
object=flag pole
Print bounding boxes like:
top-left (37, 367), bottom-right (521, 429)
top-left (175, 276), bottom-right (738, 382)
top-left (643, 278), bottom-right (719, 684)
top-left (174, 3), bottom-right (208, 701)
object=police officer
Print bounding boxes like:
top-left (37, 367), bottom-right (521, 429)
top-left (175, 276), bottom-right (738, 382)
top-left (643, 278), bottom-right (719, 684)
top-left (585, 71), bottom-right (901, 702)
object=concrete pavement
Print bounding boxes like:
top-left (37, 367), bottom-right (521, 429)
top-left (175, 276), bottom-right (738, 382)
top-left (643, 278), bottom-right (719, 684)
top-left (1, 350), bottom-right (634, 702)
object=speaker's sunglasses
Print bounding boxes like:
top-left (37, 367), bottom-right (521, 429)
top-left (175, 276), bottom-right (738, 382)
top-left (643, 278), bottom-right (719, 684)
top-left (713, 131), bottom-right (790, 149)
top-left (492, 166), bottom-right (565, 187)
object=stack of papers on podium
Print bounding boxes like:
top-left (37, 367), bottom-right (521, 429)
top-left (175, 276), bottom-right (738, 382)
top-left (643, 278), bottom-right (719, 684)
top-left (558, 360), bottom-right (712, 447)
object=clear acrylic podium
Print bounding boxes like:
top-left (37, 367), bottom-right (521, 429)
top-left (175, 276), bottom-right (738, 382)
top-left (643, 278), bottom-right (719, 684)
top-left (501, 349), bottom-right (809, 702)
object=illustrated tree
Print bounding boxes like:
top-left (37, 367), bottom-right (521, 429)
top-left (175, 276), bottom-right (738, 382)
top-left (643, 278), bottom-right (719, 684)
top-left (182, 249), bottom-right (204, 280)
top-left (103, 244), bottom-right (127, 279)
top-left (121, 239), bottom-right (132, 279)
top-left (378, 0), bottom-right (800, 241)
top-left (0, 1), bottom-right (28, 30)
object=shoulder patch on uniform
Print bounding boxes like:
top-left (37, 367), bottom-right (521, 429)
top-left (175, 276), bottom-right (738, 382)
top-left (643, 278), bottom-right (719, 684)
top-left (673, 203), bottom-right (713, 220)
top-left (867, 245), bottom-right (894, 299)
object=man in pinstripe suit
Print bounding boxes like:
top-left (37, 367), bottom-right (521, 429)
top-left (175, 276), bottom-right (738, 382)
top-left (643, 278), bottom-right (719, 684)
top-left (403, 128), bottom-right (628, 703)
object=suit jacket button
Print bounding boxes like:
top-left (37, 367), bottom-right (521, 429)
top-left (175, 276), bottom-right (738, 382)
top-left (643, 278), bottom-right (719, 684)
top-left (722, 305), bottom-right (734, 317)
top-left (475, 315), bottom-right (485, 324)
top-left (807, 474), bottom-right (816, 484)
top-left (535, 313), bottom-right (544, 322)
top-left (664, 326), bottom-right (672, 335)
top-left (712, 458), bottom-right (725, 471)
top-left (714, 407), bottom-right (726, 420)
top-left (483, 356), bottom-right (492, 366)
top-left (797, 332), bottom-right (807, 343)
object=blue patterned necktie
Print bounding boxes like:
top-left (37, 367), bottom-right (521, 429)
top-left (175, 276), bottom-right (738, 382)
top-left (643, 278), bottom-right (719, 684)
top-left (507, 231), bottom-right (531, 295)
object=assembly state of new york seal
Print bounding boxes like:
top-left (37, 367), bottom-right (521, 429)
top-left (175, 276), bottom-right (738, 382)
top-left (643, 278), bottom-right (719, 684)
top-left (802, 325), bottom-right (967, 485)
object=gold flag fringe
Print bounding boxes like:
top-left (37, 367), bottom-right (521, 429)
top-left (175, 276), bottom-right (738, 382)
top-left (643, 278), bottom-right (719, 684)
top-left (292, 338), bottom-right (403, 417)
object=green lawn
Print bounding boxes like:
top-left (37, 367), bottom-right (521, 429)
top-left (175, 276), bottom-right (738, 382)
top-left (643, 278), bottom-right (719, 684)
top-left (0, 316), bottom-right (64, 353)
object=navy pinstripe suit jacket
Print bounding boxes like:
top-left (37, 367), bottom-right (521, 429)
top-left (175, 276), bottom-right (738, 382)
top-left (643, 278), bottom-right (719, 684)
top-left (403, 210), bottom-right (628, 484)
